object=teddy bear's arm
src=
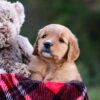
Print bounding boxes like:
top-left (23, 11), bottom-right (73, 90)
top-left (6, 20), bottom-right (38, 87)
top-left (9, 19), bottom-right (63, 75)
top-left (17, 35), bottom-right (33, 64)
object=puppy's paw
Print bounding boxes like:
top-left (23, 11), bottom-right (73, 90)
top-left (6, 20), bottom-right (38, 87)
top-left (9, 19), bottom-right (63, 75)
top-left (31, 73), bottom-right (43, 81)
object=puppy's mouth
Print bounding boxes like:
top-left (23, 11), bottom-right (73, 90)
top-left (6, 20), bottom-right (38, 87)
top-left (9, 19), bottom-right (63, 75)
top-left (41, 49), bottom-right (52, 58)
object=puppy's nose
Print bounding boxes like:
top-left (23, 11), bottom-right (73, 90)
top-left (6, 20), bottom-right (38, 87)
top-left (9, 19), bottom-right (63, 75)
top-left (44, 42), bottom-right (53, 49)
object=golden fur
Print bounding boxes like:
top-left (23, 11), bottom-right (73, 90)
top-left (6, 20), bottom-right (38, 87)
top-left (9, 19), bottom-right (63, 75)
top-left (29, 24), bottom-right (81, 82)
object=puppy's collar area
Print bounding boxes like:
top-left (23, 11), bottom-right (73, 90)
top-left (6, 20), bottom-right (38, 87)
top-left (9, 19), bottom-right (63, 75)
top-left (39, 53), bottom-right (66, 67)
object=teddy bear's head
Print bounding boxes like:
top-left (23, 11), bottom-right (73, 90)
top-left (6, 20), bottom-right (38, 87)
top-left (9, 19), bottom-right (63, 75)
top-left (0, 0), bottom-right (25, 48)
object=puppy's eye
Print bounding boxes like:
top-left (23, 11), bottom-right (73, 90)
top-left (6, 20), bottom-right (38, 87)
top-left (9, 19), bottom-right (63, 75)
top-left (59, 38), bottom-right (65, 43)
top-left (9, 18), bottom-right (14, 23)
top-left (42, 34), bottom-right (46, 38)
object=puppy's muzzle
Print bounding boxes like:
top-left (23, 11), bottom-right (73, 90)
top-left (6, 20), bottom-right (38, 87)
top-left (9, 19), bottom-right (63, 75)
top-left (43, 41), bottom-right (53, 54)
top-left (44, 41), bottom-right (53, 49)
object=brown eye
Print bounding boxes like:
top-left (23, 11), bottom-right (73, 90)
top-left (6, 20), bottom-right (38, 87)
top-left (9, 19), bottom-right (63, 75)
top-left (59, 38), bottom-right (65, 43)
top-left (9, 18), bottom-right (14, 23)
top-left (42, 34), bottom-right (46, 38)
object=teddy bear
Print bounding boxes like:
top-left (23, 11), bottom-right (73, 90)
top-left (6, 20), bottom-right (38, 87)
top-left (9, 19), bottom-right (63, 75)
top-left (0, 0), bottom-right (33, 77)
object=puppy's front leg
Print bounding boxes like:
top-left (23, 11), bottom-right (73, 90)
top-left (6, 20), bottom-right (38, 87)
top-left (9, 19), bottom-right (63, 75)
top-left (31, 72), bottom-right (43, 81)
top-left (44, 77), bottom-right (64, 82)
top-left (43, 73), bottom-right (55, 82)
top-left (29, 56), bottom-right (47, 81)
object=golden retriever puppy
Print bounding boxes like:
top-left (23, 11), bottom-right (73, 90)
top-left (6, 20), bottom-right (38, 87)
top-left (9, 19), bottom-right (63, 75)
top-left (29, 24), bottom-right (82, 82)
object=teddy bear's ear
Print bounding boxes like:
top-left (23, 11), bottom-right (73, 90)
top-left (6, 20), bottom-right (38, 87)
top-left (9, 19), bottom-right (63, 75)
top-left (13, 1), bottom-right (25, 25)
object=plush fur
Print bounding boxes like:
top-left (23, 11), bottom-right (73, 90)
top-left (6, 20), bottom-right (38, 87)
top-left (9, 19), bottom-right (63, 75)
top-left (0, 0), bottom-right (33, 77)
top-left (30, 24), bottom-right (81, 82)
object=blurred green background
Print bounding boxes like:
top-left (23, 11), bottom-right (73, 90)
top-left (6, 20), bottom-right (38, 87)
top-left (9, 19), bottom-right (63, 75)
top-left (9, 0), bottom-right (100, 99)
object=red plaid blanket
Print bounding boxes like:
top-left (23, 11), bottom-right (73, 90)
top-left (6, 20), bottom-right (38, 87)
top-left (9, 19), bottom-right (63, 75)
top-left (0, 74), bottom-right (89, 100)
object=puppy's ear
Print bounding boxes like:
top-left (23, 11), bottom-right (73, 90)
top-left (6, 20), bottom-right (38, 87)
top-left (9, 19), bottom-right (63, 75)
top-left (33, 29), bottom-right (44, 55)
top-left (67, 33), bottom-right (80, 62)
top-left (33, 35), bottom-right (39, 55)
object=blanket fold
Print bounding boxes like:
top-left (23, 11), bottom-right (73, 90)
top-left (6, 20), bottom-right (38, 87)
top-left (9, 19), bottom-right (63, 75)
top-left (0, 74), bottom-right (89, 100)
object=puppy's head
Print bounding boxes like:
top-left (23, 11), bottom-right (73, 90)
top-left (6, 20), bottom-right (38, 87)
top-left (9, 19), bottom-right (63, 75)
top-left (33, 24), bottom-right (80, 62)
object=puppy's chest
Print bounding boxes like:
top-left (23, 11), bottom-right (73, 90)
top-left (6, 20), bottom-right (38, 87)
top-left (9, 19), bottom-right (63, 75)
top-left (45, 63), bottom-right (58, 76)
top-left (47, 62), bottom-right (54, 69)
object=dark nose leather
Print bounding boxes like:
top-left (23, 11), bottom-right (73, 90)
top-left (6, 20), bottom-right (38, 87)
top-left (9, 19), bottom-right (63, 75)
top-left (44, 42), bottom-right (53, 49)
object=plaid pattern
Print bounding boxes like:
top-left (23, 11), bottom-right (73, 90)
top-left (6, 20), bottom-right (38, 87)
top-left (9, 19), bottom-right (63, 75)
top-left (0, 74), bottom-right (89, 100)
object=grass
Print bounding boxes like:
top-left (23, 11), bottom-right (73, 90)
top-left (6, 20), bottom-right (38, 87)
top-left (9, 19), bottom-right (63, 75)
top-left (88, 87), bottom-right (100, 100)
